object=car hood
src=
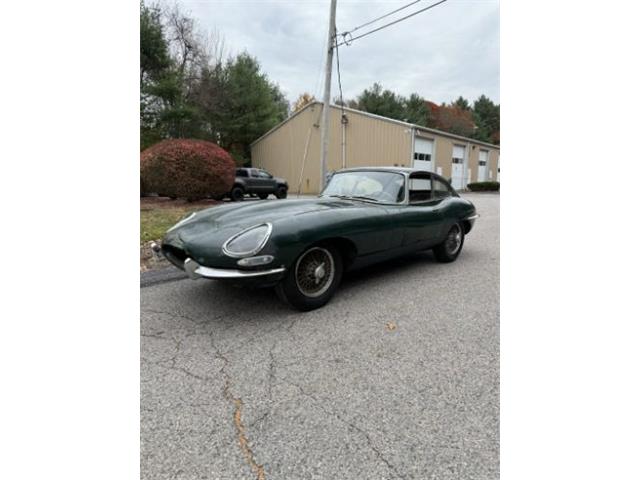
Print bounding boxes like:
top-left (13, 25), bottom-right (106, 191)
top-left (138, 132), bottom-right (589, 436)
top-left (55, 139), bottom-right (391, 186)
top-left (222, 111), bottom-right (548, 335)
top-left (164, 197), bottom-right (383, 255)
top-left (187, 197), bottom-right (375, 228)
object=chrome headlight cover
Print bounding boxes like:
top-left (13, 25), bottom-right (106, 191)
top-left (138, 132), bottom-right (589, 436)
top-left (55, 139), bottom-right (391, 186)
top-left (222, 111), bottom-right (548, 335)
top-left (222, 223), bottom-right (273, 258)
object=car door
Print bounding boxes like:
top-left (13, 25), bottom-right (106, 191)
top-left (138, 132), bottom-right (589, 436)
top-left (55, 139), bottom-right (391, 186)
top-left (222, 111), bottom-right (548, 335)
top-left (248, 169), bottom-right (270, 192)
top-left (246, 169), bottom-right (264, 192)
top-left (399, 175), bottom-right (447, 249)
top-left (256, 170), bottom-right (277, 192)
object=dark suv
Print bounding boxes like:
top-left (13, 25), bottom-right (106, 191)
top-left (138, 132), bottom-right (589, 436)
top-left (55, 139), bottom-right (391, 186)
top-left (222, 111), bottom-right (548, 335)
top-left (229, 168), bottom-right (288, 201)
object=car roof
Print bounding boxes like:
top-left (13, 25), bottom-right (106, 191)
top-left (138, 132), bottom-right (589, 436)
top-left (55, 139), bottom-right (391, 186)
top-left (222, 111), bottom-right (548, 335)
top-left (336, 166), bottom-right (443, 176)
top-left (334, 166), bottom-right (455, 188)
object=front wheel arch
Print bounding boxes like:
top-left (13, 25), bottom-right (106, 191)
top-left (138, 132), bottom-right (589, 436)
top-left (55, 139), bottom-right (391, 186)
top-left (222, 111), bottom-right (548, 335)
top-left (276, 243), bottom-right (344, 311)
top-left (289, 237), bottom-right (357, 271)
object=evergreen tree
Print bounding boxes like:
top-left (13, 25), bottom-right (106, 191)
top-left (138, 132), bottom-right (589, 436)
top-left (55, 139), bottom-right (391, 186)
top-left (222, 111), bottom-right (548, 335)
top-left (472, 95), bottom-right (500, 144)
top-left (218, 53), bottom-right (288, 162)
top-left (403, 93), bottom-right (430, 126)
top-left (354, 83), bottom-right (405, 121)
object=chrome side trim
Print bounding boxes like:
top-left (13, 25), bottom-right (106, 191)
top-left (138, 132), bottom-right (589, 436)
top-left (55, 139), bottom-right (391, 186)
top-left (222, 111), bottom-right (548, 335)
top-left (184, 258), bottom-right (285, 280)
top-left (221, 223), bottom-right (273, 258)
top-left (464, 214), bottom-right (480, 221)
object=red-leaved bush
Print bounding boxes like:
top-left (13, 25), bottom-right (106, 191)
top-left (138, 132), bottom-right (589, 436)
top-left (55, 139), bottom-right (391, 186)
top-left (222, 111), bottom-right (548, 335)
top-left (140, 139), bottom-right (235, 201)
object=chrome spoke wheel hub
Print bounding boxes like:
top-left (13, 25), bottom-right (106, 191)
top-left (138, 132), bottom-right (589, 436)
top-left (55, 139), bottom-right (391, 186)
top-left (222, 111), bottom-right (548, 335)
top-left (314, 263), bottom-right (326, 285)
top-left (445, 225), bottom-right (462, 255)
top-left (295, 248), bottom-right (335, 298)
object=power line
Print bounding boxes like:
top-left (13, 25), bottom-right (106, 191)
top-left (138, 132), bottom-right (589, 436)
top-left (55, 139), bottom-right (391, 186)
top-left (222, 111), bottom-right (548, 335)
top-left (334, 29), bottom-right (345, 113)
top-left (344, 0), bottom-right (424, 34)
top-left (334, 28), bottom-right (348, 169)
top-left (336, 0), bottom-right (449, 47)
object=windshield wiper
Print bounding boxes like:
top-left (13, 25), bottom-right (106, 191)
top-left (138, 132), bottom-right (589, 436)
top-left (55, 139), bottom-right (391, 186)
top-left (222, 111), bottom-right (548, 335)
top-left (343, 195), bottom-right (380, 203)
top-left (321, 194), bottom-right (380, 203)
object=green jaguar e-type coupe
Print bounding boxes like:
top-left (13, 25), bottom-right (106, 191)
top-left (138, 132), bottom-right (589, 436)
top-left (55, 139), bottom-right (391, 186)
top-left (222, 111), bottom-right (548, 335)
top-left (155, 167), bottom-right (478, 311)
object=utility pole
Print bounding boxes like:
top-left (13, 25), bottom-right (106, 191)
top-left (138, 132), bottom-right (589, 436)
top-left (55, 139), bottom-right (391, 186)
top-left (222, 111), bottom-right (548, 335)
top-left (319, 0), bottom-right (337, 192)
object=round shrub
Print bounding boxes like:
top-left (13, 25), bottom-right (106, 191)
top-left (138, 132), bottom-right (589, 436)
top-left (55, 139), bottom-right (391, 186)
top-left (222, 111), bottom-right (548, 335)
top-left (467, 181), bottom-right (500, 192)
top-left (140, 139), bottom-right (235, 201)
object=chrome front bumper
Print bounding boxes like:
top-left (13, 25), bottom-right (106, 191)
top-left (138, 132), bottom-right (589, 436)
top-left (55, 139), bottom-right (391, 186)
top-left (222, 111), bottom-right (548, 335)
top-left (183, 258), bottom-right (285, 280)
top-left (150, 242), bottom-right (285, 280)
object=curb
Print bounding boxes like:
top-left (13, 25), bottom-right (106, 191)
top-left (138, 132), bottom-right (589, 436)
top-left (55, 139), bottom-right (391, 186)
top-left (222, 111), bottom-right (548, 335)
top-left (141, 266), bottom-right (187, 288)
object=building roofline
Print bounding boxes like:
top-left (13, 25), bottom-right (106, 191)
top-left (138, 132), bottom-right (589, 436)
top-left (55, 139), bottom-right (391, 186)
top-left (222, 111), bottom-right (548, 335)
top-left (250, 101), bottom-right (319, 147)
top-left (336, 103), bottom-right (500, 149)
top-left (251, 101), bottom-right (500, 150)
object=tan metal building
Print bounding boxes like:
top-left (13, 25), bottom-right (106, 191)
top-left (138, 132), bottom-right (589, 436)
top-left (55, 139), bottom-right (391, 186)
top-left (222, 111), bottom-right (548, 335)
top-left (251, 101), bottom-right (500, 194)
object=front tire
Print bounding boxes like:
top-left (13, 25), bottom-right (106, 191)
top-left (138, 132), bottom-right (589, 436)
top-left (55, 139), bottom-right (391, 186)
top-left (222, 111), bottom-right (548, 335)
top-left (230, 186), bottom-right (244, 202)
top-left (275, 186), bottom-right (288, 199)
top-left (276, 245), bottom-right (343, 311)
top-left (433, 223), bottom-right (465, 262)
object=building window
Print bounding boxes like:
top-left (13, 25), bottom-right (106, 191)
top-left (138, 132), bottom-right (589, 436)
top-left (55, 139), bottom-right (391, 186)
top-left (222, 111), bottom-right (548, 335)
top-left (413, 152), bottom-right (432, 162)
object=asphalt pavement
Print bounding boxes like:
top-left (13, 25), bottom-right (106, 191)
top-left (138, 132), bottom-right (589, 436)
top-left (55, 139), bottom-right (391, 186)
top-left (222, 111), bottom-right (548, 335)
top-left (140, 192), bottom-right (500, 480)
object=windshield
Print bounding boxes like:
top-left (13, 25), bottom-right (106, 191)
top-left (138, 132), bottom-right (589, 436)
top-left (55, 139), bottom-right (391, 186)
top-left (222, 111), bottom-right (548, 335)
top-left (321, 171), bottom-right (405, 203)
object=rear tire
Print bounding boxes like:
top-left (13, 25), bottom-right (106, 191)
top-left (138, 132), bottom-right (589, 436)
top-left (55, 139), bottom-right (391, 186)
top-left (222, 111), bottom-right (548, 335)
top-left (275, 186), bottom-right (288, 199)
top-left (433, 223), bottom-right (465, 263)
top-left (275, 245), bottom-right (343, 311)
top-left (230, 186), bottom-right (244, 202)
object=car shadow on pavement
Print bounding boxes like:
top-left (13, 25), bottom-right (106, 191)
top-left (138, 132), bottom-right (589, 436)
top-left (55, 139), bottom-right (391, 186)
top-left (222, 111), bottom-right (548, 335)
top-left (172, 250), bottom-right (440, 318)
top-left (341, 249), bottom-right (437, 288)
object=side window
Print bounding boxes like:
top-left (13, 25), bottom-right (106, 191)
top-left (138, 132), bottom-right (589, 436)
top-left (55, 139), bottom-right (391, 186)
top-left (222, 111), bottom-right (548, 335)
top-left (236, 169), bottom-right (248, 177)
top-left (433, 179), bottom-right (452, 198)
top-left (408, 176), bottom-right (432, 203)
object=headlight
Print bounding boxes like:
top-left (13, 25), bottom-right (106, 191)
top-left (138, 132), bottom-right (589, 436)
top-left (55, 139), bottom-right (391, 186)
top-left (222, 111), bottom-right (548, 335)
top-left (222, 223), bottom-right (272, 258)
top-left (167, 212), bottom-right (196, 232)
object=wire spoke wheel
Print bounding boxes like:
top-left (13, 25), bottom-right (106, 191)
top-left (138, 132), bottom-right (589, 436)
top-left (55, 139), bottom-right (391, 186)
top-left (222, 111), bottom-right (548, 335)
top-left (295, 247), bottom-right (335, 298)
top-left (445, 224), bottom-right (463, 255)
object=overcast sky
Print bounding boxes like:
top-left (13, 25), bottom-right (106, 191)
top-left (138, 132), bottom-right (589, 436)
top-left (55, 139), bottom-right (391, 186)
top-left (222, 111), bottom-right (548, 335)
top-left (180, 0), bottom-right (499, 106)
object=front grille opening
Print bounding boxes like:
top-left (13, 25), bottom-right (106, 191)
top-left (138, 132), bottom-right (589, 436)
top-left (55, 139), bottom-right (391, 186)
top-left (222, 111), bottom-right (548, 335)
top-left (162, 245), bottom-right (187, 267)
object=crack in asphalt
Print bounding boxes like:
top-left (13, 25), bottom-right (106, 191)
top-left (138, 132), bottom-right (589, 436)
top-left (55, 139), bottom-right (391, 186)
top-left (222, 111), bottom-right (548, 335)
top-left (267, 343), bottom-right (277, 403)
top-left (216, 351), bottom-right (266, 480)
top-left (141, 307), bottom-right (222, 328)
top-left (140, 305), bottom-right (320, 480)
top-left (142, 336), bottom-right (266, 480)
top-left (283, 379), bottom-right (406, 480)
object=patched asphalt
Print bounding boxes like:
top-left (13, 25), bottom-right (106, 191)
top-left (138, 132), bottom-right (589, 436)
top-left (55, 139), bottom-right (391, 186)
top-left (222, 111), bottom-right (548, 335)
top-left (140, 192), bottom-right (499, 480)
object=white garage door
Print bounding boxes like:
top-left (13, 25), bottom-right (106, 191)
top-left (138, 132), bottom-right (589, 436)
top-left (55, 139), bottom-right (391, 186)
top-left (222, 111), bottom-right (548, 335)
top-left (451, 144), bottom-right (466, 190)
top-left (413, 138), bottom-right (434, 172)
top-left (478, 150), bottom-right (489, 182)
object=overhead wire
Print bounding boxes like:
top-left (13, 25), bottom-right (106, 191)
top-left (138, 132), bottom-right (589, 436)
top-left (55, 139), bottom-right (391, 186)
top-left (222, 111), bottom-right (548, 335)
top-left (334, 27), bottom-right (345, 114)
top-left (343, 0), bottom-right (425, 34)
top-left (334, 25), bottom-right (347, 168)
top-left (336, 0), bottom-right (449, 47)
